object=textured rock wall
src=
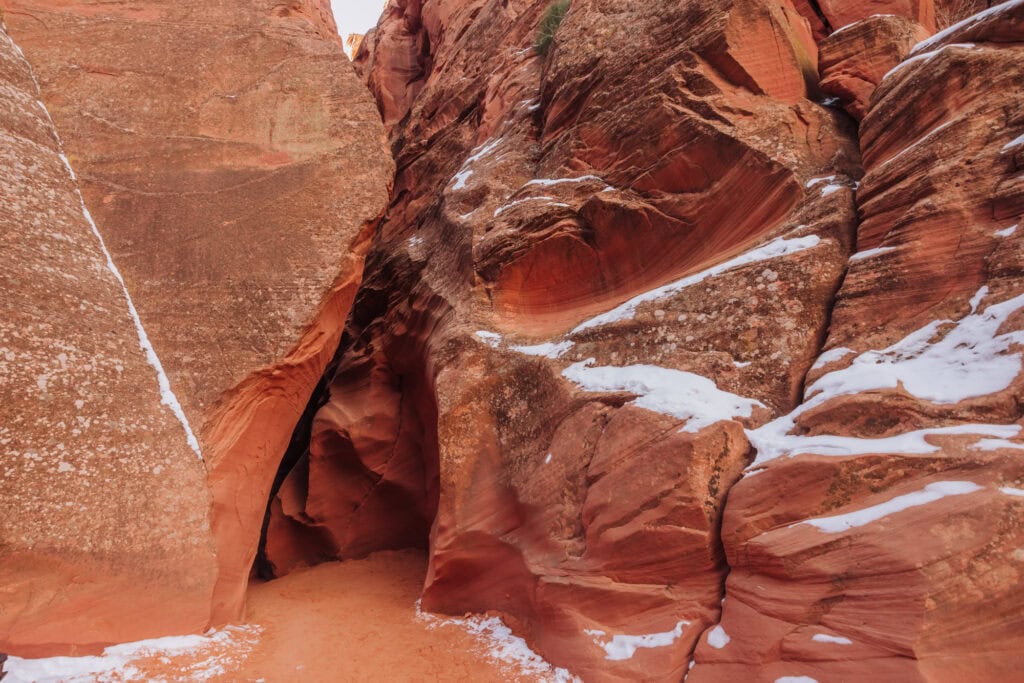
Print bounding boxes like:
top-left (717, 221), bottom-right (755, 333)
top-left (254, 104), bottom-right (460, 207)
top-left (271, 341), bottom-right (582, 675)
top-left (264, 0), bottom-right (875, 679)
top-left (691, 2), bottom-right (1024, 681)
top-left (0, 0), bottom-right (392, 649)
top-left (0, 24), bottom-right (217, 656)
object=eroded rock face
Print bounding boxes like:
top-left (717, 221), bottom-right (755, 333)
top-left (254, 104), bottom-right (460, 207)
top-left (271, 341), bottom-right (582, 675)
top-left (0, 0), bottom-right (393, 637)
top-left (690, 3), bottom-right (1024, 681)
top-left (0, 26), bottom-right (216, 657)
top-left (819, 14), bottom-right (931, 120)
top-left (265, 0), bottom-right (863, 678)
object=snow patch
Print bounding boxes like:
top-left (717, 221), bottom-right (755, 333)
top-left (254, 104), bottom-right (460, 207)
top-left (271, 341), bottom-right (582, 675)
top-left (1000, 487), bottom-right (1024, 497)
top-left (706, 625), bottom-right (730, 649)
top-left (475, 330), bottom-right (503, 348)
top-left (510, 340), bottom-right (575, 359)
top-left (811, 347), bottom-right (854, 370)
top-left (913, 0), bottom-right (1024, 54)
top-left (794, 481), bottom-right (982, 533)
top-left (1, 626), bottom-right (262, 683)
top-left (416, 602), bottom-right (577, 682)
top-left (1003, 134), bottom-right (1024, 154)
top-left (812, 633), bottom-right (853, 645)
top-left (584, 621), bottom-right (688, 661)
top-left (562, 360), bottom-right (764, 433)
top-left (450, 138), bottom-right (504, 191)
top-left (775, 677), bottom-right (818, 683)
top-left (849, 246), bottom-right (898, 262)
top-left (572, 236), bottom-right (821, 334)
top-left (524, 175), bottom-right (605, 188)
top-left (973, 438), bottom-right (1024, 451)
top-left (804, 288), bottom-right (1024, 406)
top-left (996, 224), bottom-right (1019, 238)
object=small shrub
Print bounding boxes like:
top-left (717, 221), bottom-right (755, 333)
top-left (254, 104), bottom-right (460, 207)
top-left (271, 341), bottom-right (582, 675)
top-left (535, 0), bottom-right (570, 56)
top-left (935, 0), bottom-right (991, 29)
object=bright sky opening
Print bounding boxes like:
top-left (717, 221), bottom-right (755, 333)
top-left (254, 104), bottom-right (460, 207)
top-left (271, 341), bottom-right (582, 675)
top-left (331, 0), bottom-right (388, 40)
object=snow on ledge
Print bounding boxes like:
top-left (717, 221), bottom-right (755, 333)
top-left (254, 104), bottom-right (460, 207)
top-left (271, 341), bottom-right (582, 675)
top-left (572, 235), bottom-right (822, 334)
top-left (812, 633), bottom-right (853, 645)
top-left (584, 620), bottom-right (689, 661)
top-left (792, 481), bottom-right (983, 533)
top-left (706, 625), bottom-right (730, 649)
top-left (562, 360), bottom-right (764, 433)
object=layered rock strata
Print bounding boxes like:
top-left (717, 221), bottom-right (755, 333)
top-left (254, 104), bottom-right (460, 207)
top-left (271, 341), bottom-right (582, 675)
top-left (265, 0), bottom-right (865, 678)
top-left (691, 3), bottom-right (1024, 681)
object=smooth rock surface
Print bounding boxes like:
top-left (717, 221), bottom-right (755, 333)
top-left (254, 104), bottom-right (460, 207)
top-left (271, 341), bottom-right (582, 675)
top-left (0, 25), bottom-right (216, 657)
top-left (0, 0), bottom-right (393, 641)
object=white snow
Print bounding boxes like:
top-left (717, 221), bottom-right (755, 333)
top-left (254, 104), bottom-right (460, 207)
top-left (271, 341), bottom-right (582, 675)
top-left (475, 330), bottom-right (503, 348)
top-left (524, 175), bottom-right (605, 188)
top-left (450, 138), bottom-right (504, 191)
top-left (510, 340), bottom-right (575, 359)
top-left (749, 420), bottom-right (1019, 465)
top-left (6, 28), bottom-right (203, 459)
top-left (584, 621), bottom-right (688, 661)
top-left (494, 196), bottom-right (556, 217)
top-left (748, 287), bottom-right (1024, 467)
top-left (811, 347), bottom-right (854, 370)
top-left (706, 625), bottom-right (730, 649)
top-left (1003, 134), bottom-right (1024, 154)
top-left (572, 236), bottom-right (822, 334)
top-left (996, 224), bottom-right (1019, 238)
top-left (2, 626), bottom-right (261, 683)
top-left (794, 481), bottom-right (982, 533)
top-left (848, 246), bottom-right (898, 262)
top-left (972, 438), bottom-right (1024, 451)
top-left (913, 0), bottom-right (1024, 54)
top-left (804, 288), bottom-right (1024, 405)
top-left (544, 452), bottom-right (553, 464)
top-left (812, 633), bottom-right (853, 645)
top-left (884, 44), bottom-right (976, 81)
top-left (1000, 487), bottom-right (1024, 497)
top-left (775, 677), bottom-right (818, 683)
top-left (416, 603), bottom-right (578, 682)
top-left (562, 360), bottom-right (764, 433)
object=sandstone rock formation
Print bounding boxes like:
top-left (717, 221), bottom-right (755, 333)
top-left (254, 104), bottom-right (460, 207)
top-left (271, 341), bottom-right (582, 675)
top-left (1, 0), bottom-right (391, 653)
top-left (3, 0), bottom-right (1022, 678)
top-left (690, 2), bottom-right (1024, 681)
top-left (819, 14), bottom-right (931, 120)
top-left (0, 25), bottom-right (216, 656)
top-left (264, 0), bottom-right (868, 678)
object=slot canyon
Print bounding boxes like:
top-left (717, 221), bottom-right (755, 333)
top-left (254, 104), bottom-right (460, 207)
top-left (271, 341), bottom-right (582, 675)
top-left (1, 0), bottom-right (1022, 681)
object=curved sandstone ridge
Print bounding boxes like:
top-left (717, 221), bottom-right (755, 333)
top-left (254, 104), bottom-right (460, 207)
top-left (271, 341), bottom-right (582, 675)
top-left (0, 0), bottom-right (392, 653)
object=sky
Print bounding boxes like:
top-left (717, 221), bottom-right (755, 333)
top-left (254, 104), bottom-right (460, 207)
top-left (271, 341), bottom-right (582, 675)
top-left (330, 0), bottom-right (388, 39)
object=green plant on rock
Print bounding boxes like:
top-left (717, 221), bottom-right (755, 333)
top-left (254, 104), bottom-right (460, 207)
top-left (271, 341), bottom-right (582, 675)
top-left (535, 0), bottom-right (570, 56)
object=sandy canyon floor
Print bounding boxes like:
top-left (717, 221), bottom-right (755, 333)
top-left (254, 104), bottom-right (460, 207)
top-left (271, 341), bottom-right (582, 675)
top-left (3, 551), bottom-right (569, 682)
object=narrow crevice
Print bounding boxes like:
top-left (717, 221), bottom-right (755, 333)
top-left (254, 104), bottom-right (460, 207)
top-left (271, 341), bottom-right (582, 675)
top-left (806, 0), bottom-right (834, 34)
top-left (252, 332), bottom-right (349, 580)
